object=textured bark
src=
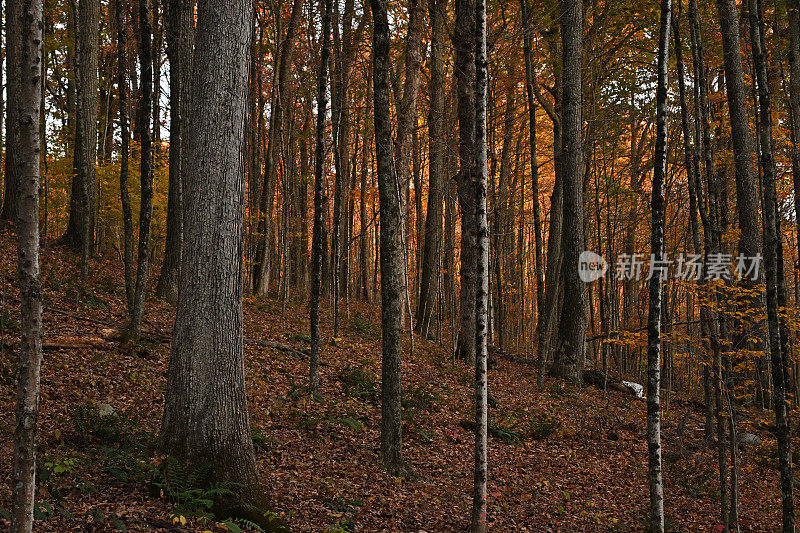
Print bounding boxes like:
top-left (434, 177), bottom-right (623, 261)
top-left (253, 0), bottom-right (304, 296)
top-left (749, 0), bottom-right (795, 528)
top-left (1, 0), bottom-right (21, 226)
top-left (645, 1), bottom-right (671, 529)
top-left (715, 0), bottom-right (761, 260)
top-left (155, 0), bottom-right (195, 303)
top-left (310, 0), bottom-right (332, 394)
top-left (160, 0), bottom-right (286, 528)
top-left (470, 0), bottom-right (488, 527)
top-left (371, 0), bottom-right (406, 476)
top-left (551, 0), bottom-right (585, 383)
top-left (789, 0), bottom-right (800, 272)
top-left (129, 0), bottom-right (154, 338)
top-left (63, 0), bottom-right (98, 275)
top-left (416, 0), bottom-right (447, 339)
top-left (454, 0), bottom-right (477, 365)
top-left (116, 0), bottom-right (134, 313)
top-left (11, 0), bottom-right (43, 529)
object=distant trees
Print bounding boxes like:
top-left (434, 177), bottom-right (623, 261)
top-left (11, 0), bottom-right (44, 529)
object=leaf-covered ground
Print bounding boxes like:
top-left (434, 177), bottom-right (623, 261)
top-left (0, 237), bottom-right (791, 531)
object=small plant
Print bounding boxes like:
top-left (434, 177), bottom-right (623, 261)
top-left (346, 312), bottom-right (379, 339)
top-left (402, 382), bottom-right (441, 414)
top-left (527, 413), bottom-right (561, 441)
top-left (70, 401), bottom-right (140, 445)
top-left (337, 366), bottom-right (379, 403)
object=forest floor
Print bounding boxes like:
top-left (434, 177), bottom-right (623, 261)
top-left (0, 236), bottom-right (793, 532)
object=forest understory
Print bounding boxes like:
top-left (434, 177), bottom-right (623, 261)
top-left (0, 238), bottom-right (792, 532)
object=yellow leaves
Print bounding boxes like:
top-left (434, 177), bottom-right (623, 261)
top-left (171, 514), bottom-right (187, 525)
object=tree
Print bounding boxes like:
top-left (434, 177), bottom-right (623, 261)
top-left (645, 0), bottom-right (672, 529)
top-left (551, 0), bottom-right (586, 382)
top-left (311, 0), bottom-right (333, 394)
top-left (160, 0), bottom-right (288, 528)
top-left (63, 0), bottom-right (98, 276)
top-left (416, 0), bottom-right (447, 339)
top-left (155, 0), bottom-right (195, 303)
top-left (11, 0), bottom-right (44, 528)
top-left (453, 0), bottom-right (477, 364)
top-left (749, 0), bottom-right (795, 528)
top-left (1, 0), bottom-right (21, 227)
top-left (470, 0), bottom-right (488, 526)
top-left (116, 0), bottom-right (134, 313)
top-left (370, 0), bottom-right (406, 477)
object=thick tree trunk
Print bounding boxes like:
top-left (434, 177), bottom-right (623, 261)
top-left (63, 0), bottom-right (98, 276)
top-left (155, 0), bottom-right (194, 303)
top-left (416, 0), bottom-right (447, 339)
top-left (129, 0), bottom-right (154, 338)
top-left (160, 1), bottom-right (287, 529)
top-left (310, 0), bottom-right (332, 394)
top-left (750, 0), bottom-right (796, 528)
top-left (470, 0), bottom-right (488, 527)
top-left (454, 0), bottom-right (477, 365)
top-left (551, 0), bottom-right (586, 383)
top-left (116, 0), bottom-right (134, 313)
top-left (11, 0), bottom-right (43, 529)
top-left (371, 0), bottom-right (406, 476)
top-left (645, 1), bottom-right (671, 529)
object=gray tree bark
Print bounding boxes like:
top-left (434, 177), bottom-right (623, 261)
top-left (749, 0), bottom-right (795, 528)
top-left (11, 0), bottom-right (43, 529)
top-left (371, 0), bottom-right (406, 476)
top-left (63, 0), bottom-right (98, 276)
top-left (645, 1), bottom-right (671, 529)
top-left (470, 0), bottom-right (488, 527)
top-left (155, 0), bottom-right (195, 303)
top-left (551, 0), bottom-right (586, 383)
top-left (116, 0), bottom-right (134, 313)
top-left (160, 0), bottom-right (288, 528)
top-left (454, 0), bottom-right (477, 365)
top-left (416, 0), bottom-right (447, 339)
top-left (1, 0), bottom-right (21, 227)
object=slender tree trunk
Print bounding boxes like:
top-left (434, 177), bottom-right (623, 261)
top-left (788, 0), bottom-right (800, 274)
top-left (551, 0), bottom-right (585, 383)
top-left (371, 0), bottom-right (406, 476)
top-left (750, 0), bottom-right (796, 528)
top-left (416, 0), bottom-right (447, 339)
top-left (116, 0), bottom-right (134, 313)
top-left (1, 0), bottom-right (21, 227)
top-left (310, 0), bottom-right (332, 394)
top-left (646, 1), bottom-right (671, 529)
top-left (129, 0), bottom-right (154, 337)
top-left (11, 0), bottom-right (43, 528)
top-left (64, 0), bottom-right (98, 276)
top-left (454, 0), bottom-right (477, 365)
top-left (155, 0), bottom-right (194, 303)
top-left (470, 0), bottom-right (488, 526)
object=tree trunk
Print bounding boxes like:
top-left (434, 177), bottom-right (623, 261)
top-left (470, 0), bottom-right (488, 527)
top-left (551, 0), bottom-right (585, 383)
top-left (116, 0), bottom-right (134, 313)
top-left (160, 0), bottom-right (288, 528)
top-left (129, 0), bottom-right (154, 338)
top-left (11, 0), bottom-right (43, 529)
top-left (788, 0), bottom-right (800, 279)
top-left (1, 0), bottom-right (21, 227)
top-left (310, 0), bottom-right (332, 394)
top-left (646, 1), bottom-right (671, 529)
top-left (416, 0), bottom-right (447, 339)
top-left (63, 0), bottom-right (98, 276)
top-left (371, 0), bottom-right (406, 477)
top-left (454, 0), bottom-right (477, 365)
top-left (155, 0), bottom-right (194, 303)
top-left (750, 0), bottom-right (796, 528)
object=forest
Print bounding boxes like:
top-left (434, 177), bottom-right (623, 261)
top-left (1, 0), bottom-right (800, 530)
